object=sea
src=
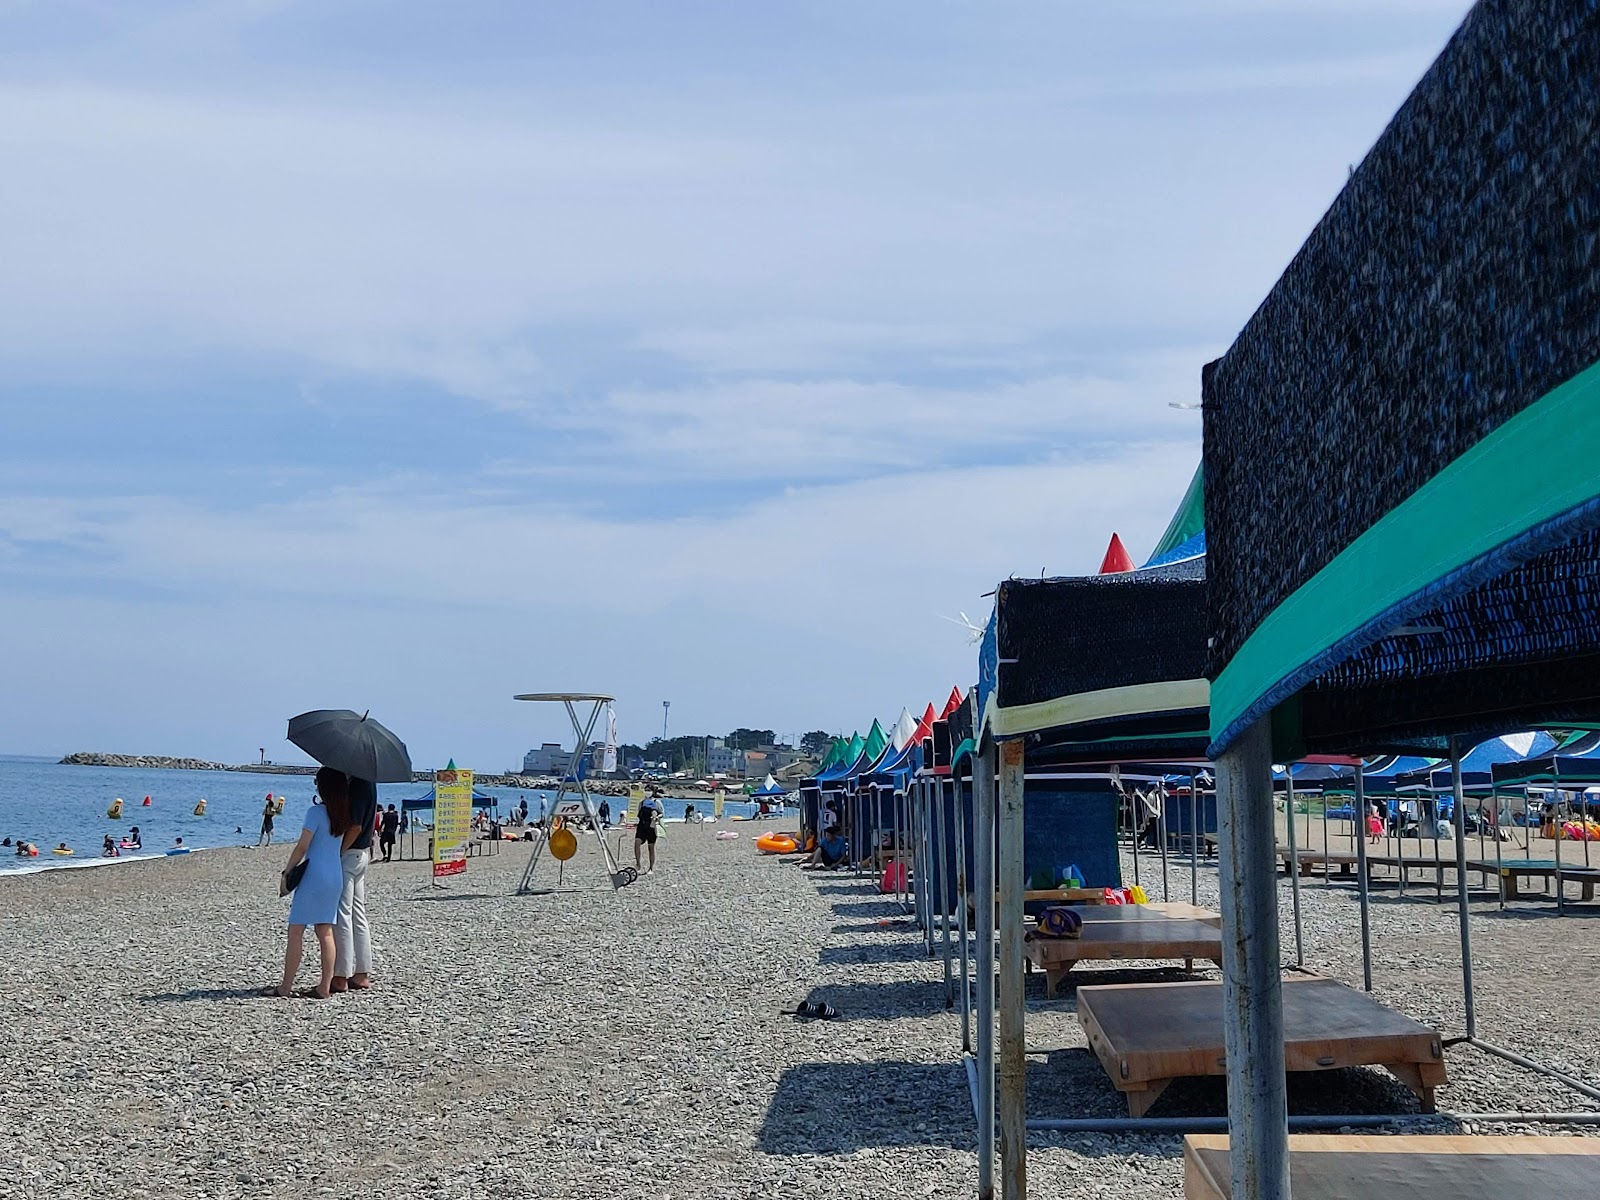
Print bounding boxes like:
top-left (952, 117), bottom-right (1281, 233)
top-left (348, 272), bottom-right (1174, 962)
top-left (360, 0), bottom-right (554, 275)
top-left (0, 755), bottom-right (762, 876)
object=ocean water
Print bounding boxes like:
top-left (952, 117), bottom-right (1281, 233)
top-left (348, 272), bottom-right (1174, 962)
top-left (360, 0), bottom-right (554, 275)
top-left (0, 756), bottom-right (764, 875)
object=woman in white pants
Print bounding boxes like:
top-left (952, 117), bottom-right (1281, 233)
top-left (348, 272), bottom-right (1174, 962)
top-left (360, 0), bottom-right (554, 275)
top-left (334, 776), bottom-right (377, 991)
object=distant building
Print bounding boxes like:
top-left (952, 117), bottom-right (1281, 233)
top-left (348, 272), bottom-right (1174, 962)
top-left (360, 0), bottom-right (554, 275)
top-left (705, 738), bottom-right (737, 775)
top-left (522, 743), bottom-right (571, 775)
top-left (740, 749), bottom-right (770, 779)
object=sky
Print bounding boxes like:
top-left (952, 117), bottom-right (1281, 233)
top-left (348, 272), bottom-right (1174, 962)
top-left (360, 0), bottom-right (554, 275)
top-left (0, 0), bottom-right (1475, 769)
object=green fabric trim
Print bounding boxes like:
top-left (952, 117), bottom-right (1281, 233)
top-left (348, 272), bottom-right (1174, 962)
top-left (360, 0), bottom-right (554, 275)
top-left (1150, 462), bottom-right (1204, 561)
top-left (1212, 356), bottom-right (1600, 747)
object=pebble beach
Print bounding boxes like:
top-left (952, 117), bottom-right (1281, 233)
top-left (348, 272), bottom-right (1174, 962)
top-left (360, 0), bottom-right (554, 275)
top-left (1, 825), bottom-right (1596, 1200)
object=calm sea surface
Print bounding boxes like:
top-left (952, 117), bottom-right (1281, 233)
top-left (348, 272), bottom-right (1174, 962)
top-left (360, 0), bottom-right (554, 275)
top-left (0, 755), bottom-right (760, 875)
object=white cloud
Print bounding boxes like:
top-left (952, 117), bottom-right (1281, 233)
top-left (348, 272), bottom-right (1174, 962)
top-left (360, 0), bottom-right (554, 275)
top-left (0, 442), bottom-right (1198, 761)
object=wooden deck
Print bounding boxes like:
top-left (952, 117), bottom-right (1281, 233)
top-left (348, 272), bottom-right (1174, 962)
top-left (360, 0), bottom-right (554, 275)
top-left (1077, 976), bottom-right (1446, 1117)
top-left (1363, 854), bottom-right (1600, 900)
top-left (1184, 1134), bottom-right (1600, 1200)
top-left (1024, 916), bottom-right (1223, 997)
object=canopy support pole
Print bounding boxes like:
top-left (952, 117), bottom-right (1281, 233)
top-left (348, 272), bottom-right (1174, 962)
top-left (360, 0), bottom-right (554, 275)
top-left (997, 738), bottom-right (1027, 1200)
top-left (1190, 772), bottom-right (1200, 905)
top-left (1284, 772), bottom-right (1305, 967)
top-left (1450, 737), bottom-right (1477, 1039)
top-left (1354, 765), bottom-right (1373, 992)
top-left (973, 741), bottom-right (997, 1200)
top-left (954, 770), bottom-right (973, 1050)
top-left (936, 776), bottom-right (955, 990)
top-left (1216, 715), bottom-right (1291, 1200)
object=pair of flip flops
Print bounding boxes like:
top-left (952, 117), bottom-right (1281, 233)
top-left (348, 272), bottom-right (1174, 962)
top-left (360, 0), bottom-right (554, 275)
top-left (787, 1001), bottom-right (840, 1020)
top-left (1030, 906), bottom-right (1084, 940)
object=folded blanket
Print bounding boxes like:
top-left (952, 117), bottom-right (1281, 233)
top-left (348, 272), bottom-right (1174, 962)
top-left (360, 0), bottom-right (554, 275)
top-left (1033, 906), bottom-right (1083, 939)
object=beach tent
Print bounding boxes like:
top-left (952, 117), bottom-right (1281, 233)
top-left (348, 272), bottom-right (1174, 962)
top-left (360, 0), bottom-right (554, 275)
top-left (1396, 732), bottom-right (1557, 797)
top-left (1143, 463), bottom-right (1205, 568)
top-left (1491, 730), bottom-right (1600, 788)
top-left (1193, 11), bottom-right (1600, 1192)
top-left (751, 773), bottom-right (789, 800)
top-left (401, 787), bottom-right (499, 811)
top-left (980, 545), bottom-right (1210, 765)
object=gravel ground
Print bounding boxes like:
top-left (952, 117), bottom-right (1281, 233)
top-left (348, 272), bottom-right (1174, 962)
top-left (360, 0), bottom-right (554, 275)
top-left (0, 823), bottom-right (1596, 1199)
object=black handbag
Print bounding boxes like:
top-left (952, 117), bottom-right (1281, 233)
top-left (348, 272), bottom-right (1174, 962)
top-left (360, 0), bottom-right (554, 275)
top-left (279, 859), bottom-right (308, 897)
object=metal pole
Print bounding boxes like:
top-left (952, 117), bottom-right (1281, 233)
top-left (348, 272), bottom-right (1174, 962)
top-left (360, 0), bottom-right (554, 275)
top-left (1321, 793), bottom-right (1330, 892)
top-left (1216, 716), bottom-right (1291, 1200)
top-left (923, 783), bottom-right (937, 953)
top-left (954, 771), bottom-right (973, 1051)
top-left (1131, 788), bottom-right (1142, 888)
top-left (1190, 772), bottom-right (1200, 905)
top-left (997, 739), bottom-right (1027, 1200)
top-left (1354, 765), bottom-right (1373, 993)
top-left (1450, 738), bottom-right (1476, 1039)
top-left (973, 742), bottom-right (997, 1200)
top-left (1159, 781), bottom-right (1170, 901)
top-left (936, 775), bottom-right (955, 1002)
top-left (1554, 789), bottom-right (1565, 915)
top-left (1284, 772), bottom-right (1305, 968)
top-left (1494, 787), bottom-right (1507, 910)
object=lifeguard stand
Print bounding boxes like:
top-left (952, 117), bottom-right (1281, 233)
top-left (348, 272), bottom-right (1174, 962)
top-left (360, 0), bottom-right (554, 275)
top-left (513, 692), bottom-right (637, 895)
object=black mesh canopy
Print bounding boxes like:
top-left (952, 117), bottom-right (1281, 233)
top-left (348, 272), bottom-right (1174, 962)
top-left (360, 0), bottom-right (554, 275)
top-left (1203, 0), bottom-right (1600, 755)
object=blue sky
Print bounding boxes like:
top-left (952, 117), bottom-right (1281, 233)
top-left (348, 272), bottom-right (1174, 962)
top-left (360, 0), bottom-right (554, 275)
top-left (0, 0), bottom-right (1473, 767)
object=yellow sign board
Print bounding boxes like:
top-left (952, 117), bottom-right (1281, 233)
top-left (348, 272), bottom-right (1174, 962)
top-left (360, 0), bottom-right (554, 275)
top-left (713, 788), bottom-right (725, 819)
top-left (627, 783), bottom-right (645, 824)
top-left (433, 768), bottom-right (473, 878)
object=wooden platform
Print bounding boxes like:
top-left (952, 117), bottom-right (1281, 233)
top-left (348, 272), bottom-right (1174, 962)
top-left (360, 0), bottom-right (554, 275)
top-left (1363, 854), bottom-right (1600, 900)
top-left (1077, 976), bottom-right (1446, 1117)
top-left (1025, 916), bottom-right (1222, 997)
top-left (1184, 1134), bottom-right (1600, 1200)
top-left (1027, 902), bottom-right (1221, 927)
top-left (1278, 848), bottom-right (1361, 877)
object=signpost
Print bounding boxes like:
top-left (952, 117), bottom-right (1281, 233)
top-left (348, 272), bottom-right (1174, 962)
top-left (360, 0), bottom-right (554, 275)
top-left (628, 783), bottom-right (645, 824)
top-left (433, 764), bottom-right (473, 882)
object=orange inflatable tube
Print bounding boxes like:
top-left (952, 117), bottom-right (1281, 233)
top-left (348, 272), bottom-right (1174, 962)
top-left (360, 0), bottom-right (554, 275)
top-left (755, 833), bottom-right (799, 855)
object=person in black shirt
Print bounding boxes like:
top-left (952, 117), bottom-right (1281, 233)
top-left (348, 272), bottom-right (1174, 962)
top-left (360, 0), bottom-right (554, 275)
top-left (379, 804), bottom-right (399, 863)
top-left (597, 799), bottom-right (611, 829)
top-left (334, 778), bottom-right (377, 992)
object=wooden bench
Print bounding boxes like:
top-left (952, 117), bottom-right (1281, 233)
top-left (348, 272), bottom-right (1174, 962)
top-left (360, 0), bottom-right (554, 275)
top-left (1278, 848), bottom-right (1361, 877)
top-left (1025, 916), bottom-right (1223, 997)
top-left (1184, 1134), bottom-right (1600, 1200)
top-left (1077, 976), bottom-right (1446, 1117)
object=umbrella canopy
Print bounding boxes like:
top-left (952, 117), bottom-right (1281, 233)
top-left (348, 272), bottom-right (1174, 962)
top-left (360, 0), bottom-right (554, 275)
top-left (751, 773), bottom-right (790, 798)
top-left (287, 709), bottom-right (414, 783)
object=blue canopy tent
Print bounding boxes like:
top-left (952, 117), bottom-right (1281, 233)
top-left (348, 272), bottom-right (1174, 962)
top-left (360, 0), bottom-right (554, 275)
top-left (401, 787), bottom-right (500, 811)
top-left (1396, 732), bottom-right (1558, 815)
top-left (1492, 731), bottom-right (1600, 789)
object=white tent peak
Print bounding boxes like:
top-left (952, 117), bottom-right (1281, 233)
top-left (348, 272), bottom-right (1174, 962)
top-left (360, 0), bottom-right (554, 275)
top-left (891, 707), bottom-right (919, 751)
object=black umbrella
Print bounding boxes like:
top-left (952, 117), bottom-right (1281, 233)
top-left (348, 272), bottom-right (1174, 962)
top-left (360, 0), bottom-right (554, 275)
top-left (287, 709), bottom-right (413, 783)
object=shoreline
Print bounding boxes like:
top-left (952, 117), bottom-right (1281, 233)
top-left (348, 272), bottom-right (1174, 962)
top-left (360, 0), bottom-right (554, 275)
top-left (54, 753), bottom-right (795, 798)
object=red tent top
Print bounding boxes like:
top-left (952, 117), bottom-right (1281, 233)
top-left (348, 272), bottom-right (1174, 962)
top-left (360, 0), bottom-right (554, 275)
top-left (941, 686), bottom-right (965, 718)
top-left (1099, 532), bottom-right (1135, 574)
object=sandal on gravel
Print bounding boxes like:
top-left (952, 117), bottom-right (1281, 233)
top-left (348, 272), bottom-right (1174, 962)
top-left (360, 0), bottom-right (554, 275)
top-left (787, 1001), bottom-right (840, 1020)
top-left (259, 986), bottom-right (292, 999)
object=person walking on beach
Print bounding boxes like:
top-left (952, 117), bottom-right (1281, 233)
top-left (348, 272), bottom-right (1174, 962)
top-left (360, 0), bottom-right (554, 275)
top-left (635, 795), bottom-right (662, 873)
top-left (334, 777), bottom-right (377, 993)
top-left (598, 799), bottom-right (611, 829)
top-left (379, 804), bottom-right (399, 863)
top-left (267, 767), bottom-right (350, 999)
top-left (259, 794), bottom-right (276, 846)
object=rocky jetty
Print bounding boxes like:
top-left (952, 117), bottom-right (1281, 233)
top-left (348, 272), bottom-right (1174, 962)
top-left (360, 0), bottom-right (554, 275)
top-left (59, 751), bottom-right (226, 771)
